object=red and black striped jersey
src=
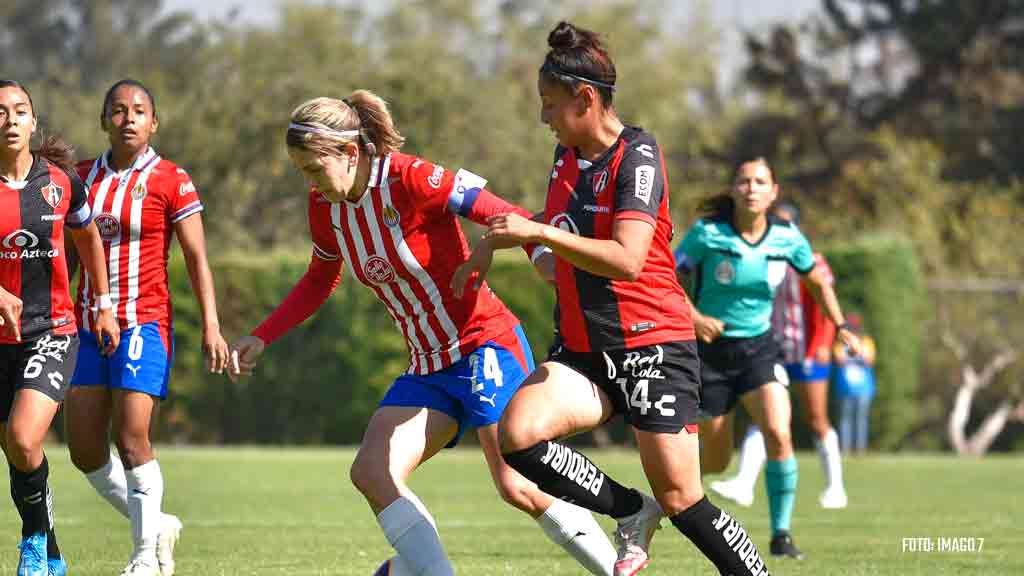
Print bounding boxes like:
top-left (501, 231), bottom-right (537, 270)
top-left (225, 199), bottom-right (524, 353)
top-left (544, 126), bottom-right (694, 353)
top-left (0, 155), bottom-right (92, 344)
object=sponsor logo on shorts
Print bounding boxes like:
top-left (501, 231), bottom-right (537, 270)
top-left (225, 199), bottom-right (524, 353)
top-left (713, 509), bottom-right (769, 576)
top-left (774, 363), bottom-right (790, 387)
top-left (540, 443), bottom-right (605, 497)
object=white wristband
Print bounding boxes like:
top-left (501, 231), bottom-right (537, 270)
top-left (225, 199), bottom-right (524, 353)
top-left (91, 294), bottom-right (113, 312)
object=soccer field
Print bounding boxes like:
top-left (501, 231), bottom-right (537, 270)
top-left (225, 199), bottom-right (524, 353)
top-left (1, 447), bottom-right (1019, 575)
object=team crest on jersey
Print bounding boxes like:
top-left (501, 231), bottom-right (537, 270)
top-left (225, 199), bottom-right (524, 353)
top-left (178, 181), bottom-right (196, 197)
top-left (593, 169), bottom-right (609, 195)
top-left (131, 183), bottom-right (147, 200)
top-left (714, 260), bottom-right (736, 284)
top-left (39, 183), bottom-right (63, 209)
top-left (364, 255), bottom-right (395, 284)
top-left (382, 204), bottom-right (401, 228)
top-left (550, 213), bottom-right (580, 235)
top-left (94, 214), bottom-right (121, 241)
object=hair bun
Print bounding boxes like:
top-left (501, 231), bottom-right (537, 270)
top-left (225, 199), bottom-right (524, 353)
top-left (548, 21), bottom-right (583, 50)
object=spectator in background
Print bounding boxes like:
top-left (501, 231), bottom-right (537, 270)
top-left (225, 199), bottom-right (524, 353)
top-left (710, 199), bottom-right (849, 510)
top-left (834, 313), bottom-right (877, 454)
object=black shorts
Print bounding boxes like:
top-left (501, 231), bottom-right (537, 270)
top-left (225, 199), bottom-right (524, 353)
top-left (0, 332), bottom-right (79, 421)
top-left (548, 340), bottom-right (701, 433)
top-left (698, 331), bottom-right (787, 418)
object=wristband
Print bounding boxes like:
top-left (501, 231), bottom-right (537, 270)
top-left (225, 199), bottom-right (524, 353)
top-left (837, 322), bottom-right (851, 332)
top-left (90, 294), bottom-right (113, 312)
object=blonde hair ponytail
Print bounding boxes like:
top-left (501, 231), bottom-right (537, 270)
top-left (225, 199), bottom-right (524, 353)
top-left (286, 90), bottom-right (404, 157)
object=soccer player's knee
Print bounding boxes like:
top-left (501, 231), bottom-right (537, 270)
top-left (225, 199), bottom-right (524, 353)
top-left (349, 453), bottom-right (392, 497)
top-left (701, 450), bottom-right (730, 475)
top-left (4, 427), bottom-right (37, 469)
top-left (114, 431), bottom-right (152, 467)
top-left (763, 425), bottom-right (792, 453)
top-left (499, 413), bottom-right (543, 455)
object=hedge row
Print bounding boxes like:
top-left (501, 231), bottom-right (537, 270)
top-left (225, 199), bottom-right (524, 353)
top-left (159, 235), bottom-right (922, 448)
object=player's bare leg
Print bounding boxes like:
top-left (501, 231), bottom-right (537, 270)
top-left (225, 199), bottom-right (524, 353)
top-left (350, 406), bottom-right (457, 576)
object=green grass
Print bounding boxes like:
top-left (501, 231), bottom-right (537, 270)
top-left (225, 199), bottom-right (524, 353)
top-left (1, 447), bottom-right (1020, 575)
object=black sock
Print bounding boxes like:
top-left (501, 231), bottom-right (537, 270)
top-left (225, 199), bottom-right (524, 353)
top-left (46, 486), bottom-right (61, 559)
top-left (10, 456), bottom-right (51, 539)
top-left (504, 440), bottom-right (642, 518)
top-left (670, 496), bottom-right (771, 576)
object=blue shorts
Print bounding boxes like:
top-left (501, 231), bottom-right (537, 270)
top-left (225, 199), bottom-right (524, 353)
top-left (71, 322), bottom-right (174, 399)
top-left (380, 325), bottom-right (533, 447)
top-left (785, 361), bottom-right (831, 383)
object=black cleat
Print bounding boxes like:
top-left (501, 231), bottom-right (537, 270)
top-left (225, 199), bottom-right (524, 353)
top-left (770, 531), bottom-right (805, 560)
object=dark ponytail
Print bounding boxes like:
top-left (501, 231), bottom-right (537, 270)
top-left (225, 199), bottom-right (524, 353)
top-left (34, 133), bottom-right (76, 173)
top-left (0, 79), bottom-right (76, 173)
top-left (540, 21), bottom-right (617, 106)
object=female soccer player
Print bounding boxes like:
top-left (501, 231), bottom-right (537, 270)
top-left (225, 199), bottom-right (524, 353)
top-left (711, 199), bottom-right (849, 511)
top-left (0, 79), bottom-right (119, 576)
top-left (64, 79), bottom-right (230, 576)
top-left (228, 91), bottom-right (617, 576)
top-left (675, 158), bottom-right (863, 559)
top-left (455, 22), bottom-right (772, 576)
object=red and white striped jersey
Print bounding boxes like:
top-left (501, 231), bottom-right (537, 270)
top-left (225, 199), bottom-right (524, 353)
top-left (74, 148), bottom-right (203, 338)
top-left (296, 152), bottom-right (519, 375)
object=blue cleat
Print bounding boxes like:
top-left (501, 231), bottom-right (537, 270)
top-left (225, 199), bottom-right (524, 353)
top-left (47, 555), bottom-right (68, 576)
top-left (16, 532), bottom-right (48, 576)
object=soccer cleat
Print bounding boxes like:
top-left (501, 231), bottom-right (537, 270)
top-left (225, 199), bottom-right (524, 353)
top-left (119, 557), bottom-right (160, 576)
top-left (709, 478), bottom-right (755, 508)
top-left (46, 556), bottom-right (67, 576)
top-left (157, 514), bottom-right (183, 576)
top-left (819, 487), bottom-right (848, 509)
top-left (769, 531), bottom-right (805, 560)
top-left (612, 492), bottom-right (663, 576)
top-left (17, 532), bottom-right (48, 576)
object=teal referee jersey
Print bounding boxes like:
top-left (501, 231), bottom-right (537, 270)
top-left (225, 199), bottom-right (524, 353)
top-left (674, 216), bottom-right (815, 338)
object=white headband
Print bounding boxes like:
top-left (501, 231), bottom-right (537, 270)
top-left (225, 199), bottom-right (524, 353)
top-left (288, 122), bottom-right (360, 139)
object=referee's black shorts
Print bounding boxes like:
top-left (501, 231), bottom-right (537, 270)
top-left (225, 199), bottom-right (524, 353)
top-left (698, 330), bottom-right (788, 418)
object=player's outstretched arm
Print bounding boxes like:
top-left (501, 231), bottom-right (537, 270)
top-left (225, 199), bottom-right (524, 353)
top-left (802, 267), bottom-right (863, 357)
top-left (176, 214), bottom-right (230, 374)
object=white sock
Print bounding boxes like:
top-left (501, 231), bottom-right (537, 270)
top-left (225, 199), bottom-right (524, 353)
top-left (126, 460), bottom-right (164, 562)
top-left (85, 455), bottom-right (131, 518)
top-left (537, 499), bottom-right (616, 576)
top-left (377, 496), bottom-right (453, 576)
top-left (815, 428), bottom-right (845, 492)
top-left (733, 426), bottom-right (766, 490)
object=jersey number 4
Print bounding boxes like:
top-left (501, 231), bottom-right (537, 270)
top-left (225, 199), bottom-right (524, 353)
top-left (616, 378), bottom-right (676, 417)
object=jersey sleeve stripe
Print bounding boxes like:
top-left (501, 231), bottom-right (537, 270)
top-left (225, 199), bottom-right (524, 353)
top-left (312, 243), bottom-right (341, 261)
top-left (613, 210), bottom-right (656, 226)
top-left (171, 202), bottom-right (204, 223)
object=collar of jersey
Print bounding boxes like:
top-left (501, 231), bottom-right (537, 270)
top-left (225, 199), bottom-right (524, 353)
top-left (342, 154), bottom-right (391, 206)
top-left (101, 146), bottom-right (158, 175)
top-left (1, 154), bottom-right (53, 189)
